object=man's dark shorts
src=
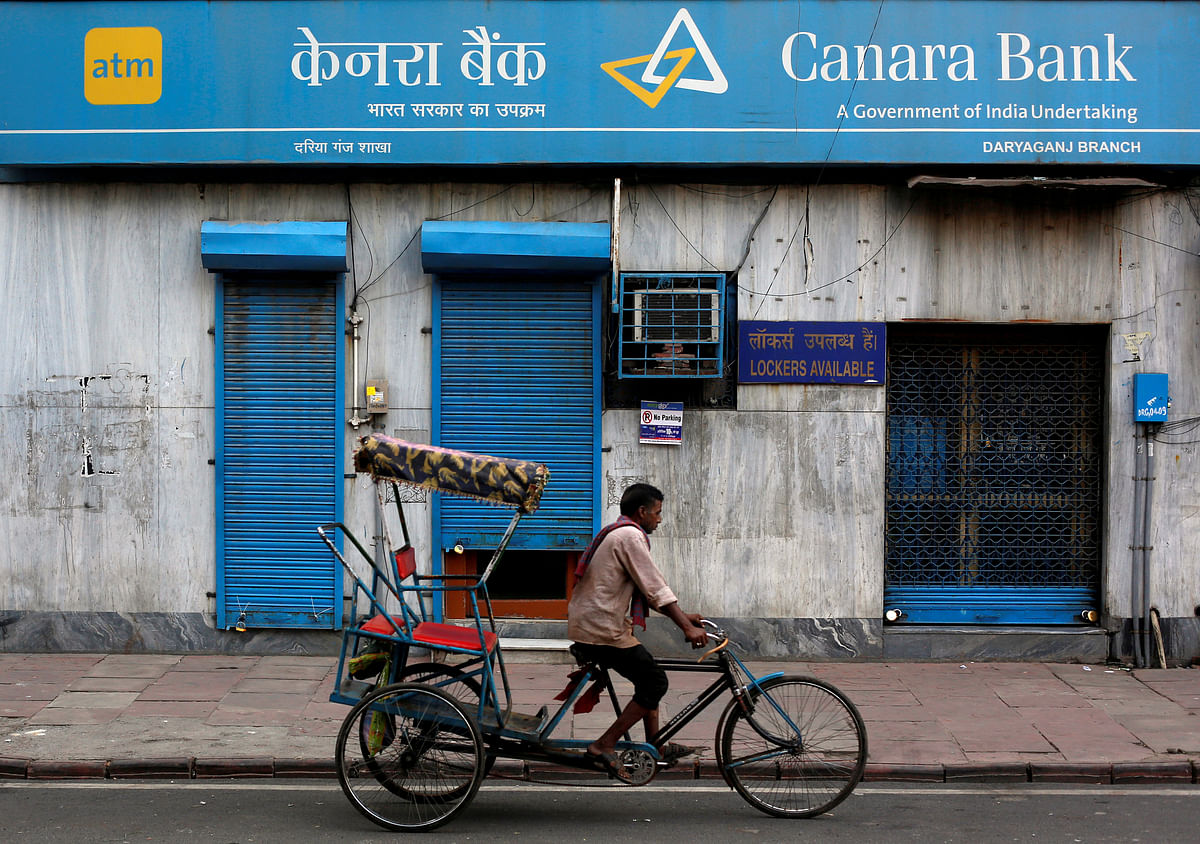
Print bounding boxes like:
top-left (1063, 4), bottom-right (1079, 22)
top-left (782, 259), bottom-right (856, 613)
top-left (570, 642), bottom-right (668, 710)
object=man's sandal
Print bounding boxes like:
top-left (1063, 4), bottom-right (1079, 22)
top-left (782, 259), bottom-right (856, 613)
top-left (585, 748), bottom-right (633, 783)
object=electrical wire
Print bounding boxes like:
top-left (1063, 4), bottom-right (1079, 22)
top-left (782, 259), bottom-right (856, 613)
top-left (750, 0), bottom-right (887, 316)
top-left (1151, 415), bottom-right (1200, 444)
top-left (646, 184), bottom-right (717, 269)
top-left (743, 192), bottom-right (920, 300)
top-left (353, 226), bottom-right (421, 304)
top-left (1107, 223), bottom-right (1200, 260)
top-left (346, 183), bottom-right (376, 305)
top-left (677, 184), bottom-right (777, 199)
top-left (351, 184), bottom-right (518, 304)
top-left (1111, 286), bottom-right (1198, 322)
top-left (733, 184), bottom-right (780, 276)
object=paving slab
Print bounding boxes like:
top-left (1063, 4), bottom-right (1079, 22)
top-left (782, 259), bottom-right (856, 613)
top-left (67, 677), bottom-right (155, 693)
top-left (46, 691), bottom-right (140, 709)
top-left (85, 659), bottom-right (178, 679)
top-left (27, 708), bottom-right (127, 725)
top-left (136, 672), bottom-right (244, 701)
top-left (936, 716), bottom-right (1057, 753)
top-left (174, 655), bottom-right (259, 671)
top-left (245, 659), bottom-right (331, 681)
top-left (867, 739), bottom-right (967, 765)
top-left (866, 719), bottom-right (956, 742)
top-left (123, 700), bottom-right (218, 719)
top-left (0, 683), bottom-right (65, 702)
top-left (0, 701), bottom-right (50, 718)
top-left (1146, 687), bottom-right (1200, 709)
top-left (230, 678), bottom-right (322, 695)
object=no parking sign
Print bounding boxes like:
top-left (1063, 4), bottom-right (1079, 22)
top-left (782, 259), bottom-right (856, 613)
top-left (639, 401), bottom-right (683, 445)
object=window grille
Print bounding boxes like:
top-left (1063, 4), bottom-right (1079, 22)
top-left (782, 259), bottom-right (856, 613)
top-left (618, 273), bottom-right (725, 378)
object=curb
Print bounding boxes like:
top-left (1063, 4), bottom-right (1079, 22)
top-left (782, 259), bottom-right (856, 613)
top-left (0, 757), bottom-right (1197, 784)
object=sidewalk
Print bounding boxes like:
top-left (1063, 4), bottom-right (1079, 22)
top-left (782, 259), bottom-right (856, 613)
top-left (2, 653), bottom-right (1200, 783)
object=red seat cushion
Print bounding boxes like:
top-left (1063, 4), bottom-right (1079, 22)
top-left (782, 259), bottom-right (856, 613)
top-left (359, 614), bottom-right (496, 654)
top-left (360, 613), bottom-right (403, 636)
top-left (413, 621), bottom-right (498, 654)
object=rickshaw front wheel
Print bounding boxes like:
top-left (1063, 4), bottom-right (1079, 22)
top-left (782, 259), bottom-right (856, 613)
top-left (336, 682), bottom-right (485, 832)
top-left (717, 675), bottom-right (866, 819)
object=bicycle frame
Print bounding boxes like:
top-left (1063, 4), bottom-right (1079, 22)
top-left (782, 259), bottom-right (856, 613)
top-left (472, 636), bottom-right (787, 768)
top-left (650, 650), bottom-right (788, 752)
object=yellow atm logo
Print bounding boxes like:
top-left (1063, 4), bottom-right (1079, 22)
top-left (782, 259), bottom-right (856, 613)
top-left (85, 27), bottom-right (162, 104)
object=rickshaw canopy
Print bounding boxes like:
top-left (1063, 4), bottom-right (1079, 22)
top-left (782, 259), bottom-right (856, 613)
top-left (353, 434), bottom-right (550, 514)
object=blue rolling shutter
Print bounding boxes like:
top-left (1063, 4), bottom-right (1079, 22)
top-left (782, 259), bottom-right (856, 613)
top-left (884, 328), bottom-right (1104, 625)
top-left (216, 279), bottom-right (344, 629)
top-left (435, 279), bottom-right (599, 551)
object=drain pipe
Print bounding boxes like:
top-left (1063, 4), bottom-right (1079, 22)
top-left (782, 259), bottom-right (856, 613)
top-left (610, 176), bottom-right (621, 314)
top-left (1131, 427), bottom-right (1146, 668)
top-left (1142, 429), bottom-right (1158, 666)
top-left (348, 310), bottom-right (369, 429)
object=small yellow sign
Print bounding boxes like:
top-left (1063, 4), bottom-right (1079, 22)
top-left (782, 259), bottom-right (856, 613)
top-left (84, 27), bottom-right (162, 105)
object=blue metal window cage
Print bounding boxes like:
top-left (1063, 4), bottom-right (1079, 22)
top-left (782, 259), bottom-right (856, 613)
top-left (617, 273), bottom-right (725, 378)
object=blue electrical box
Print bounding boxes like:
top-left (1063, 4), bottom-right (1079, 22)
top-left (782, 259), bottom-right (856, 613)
top-left (1133, 372), bottom-right (1169, 422)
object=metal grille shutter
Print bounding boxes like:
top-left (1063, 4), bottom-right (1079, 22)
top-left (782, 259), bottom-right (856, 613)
top-left (884, 327), bottom-right (1103, 625)
top-left (216, 279), bottom-right (343, 629)
top-left (436, 280), bottom-right (599, 551)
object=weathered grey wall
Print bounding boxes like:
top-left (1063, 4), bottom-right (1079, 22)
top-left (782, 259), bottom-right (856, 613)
top-left (2, 179), bottom-right (1197, 655)
top-left (2, 183), bottom-right (213, 616)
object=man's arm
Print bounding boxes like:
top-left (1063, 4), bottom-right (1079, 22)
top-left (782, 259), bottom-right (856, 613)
top-left (659, 601), bottom-right (708, 648)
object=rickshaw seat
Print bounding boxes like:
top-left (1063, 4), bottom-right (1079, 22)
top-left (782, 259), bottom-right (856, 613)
top-left (360, 613), bottom-right (499, 655)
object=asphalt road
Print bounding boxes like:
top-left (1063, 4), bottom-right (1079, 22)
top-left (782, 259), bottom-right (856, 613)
top-left (1, 781), bottom-right (1196, 843)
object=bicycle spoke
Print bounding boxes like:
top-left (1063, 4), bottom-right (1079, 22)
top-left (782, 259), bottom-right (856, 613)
top-left (337, 683), bottom-right (485, 831)
top-left (719, 676), bottom-right (866, 818)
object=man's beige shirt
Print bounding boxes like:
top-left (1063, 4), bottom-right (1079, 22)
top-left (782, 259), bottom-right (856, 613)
top-left (567, 525), bottom-right (677, 648)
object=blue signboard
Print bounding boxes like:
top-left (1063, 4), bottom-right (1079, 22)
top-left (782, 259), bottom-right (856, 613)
top-left (1132, 372), bottom-right (1169, 422)
top-left (739, 321), bottom-right (886, 385)
top-left (1, 1), bottom-right (1197, 167)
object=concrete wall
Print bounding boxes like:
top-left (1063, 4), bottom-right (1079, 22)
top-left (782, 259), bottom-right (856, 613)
top-left (1, 179), bottom-right (1196, 658)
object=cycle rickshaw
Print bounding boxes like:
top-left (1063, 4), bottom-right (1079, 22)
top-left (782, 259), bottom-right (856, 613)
top-left (319, 434), bottom-right (867, 832)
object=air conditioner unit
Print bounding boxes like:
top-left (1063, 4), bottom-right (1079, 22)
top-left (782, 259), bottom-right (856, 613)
top-left (631, 287), bottom-right (721, 343)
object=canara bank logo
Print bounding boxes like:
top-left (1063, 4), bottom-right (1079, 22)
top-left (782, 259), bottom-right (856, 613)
top-left (601, 8), bottom-right (727, 108)
top-left (85, 27), bottom-right (162, 105)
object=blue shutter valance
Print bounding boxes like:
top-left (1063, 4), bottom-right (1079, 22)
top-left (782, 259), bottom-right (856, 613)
top-left (201, 221), bottom-right (348, 272)
top-left (421, 221), bottom-right (611, 274)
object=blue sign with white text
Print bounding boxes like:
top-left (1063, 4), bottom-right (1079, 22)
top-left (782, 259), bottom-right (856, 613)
top-left (739, 322), bottom-right (886, 385)
top-left (1, 1), bottom-right (1197, 167)
top-left (1133, 372), bottom-right (1169, 422)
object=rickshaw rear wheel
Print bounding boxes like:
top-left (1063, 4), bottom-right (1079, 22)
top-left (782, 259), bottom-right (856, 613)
top-left (337, 682), bottom-right (485, 832)
top-left (356, 662), bottom-right (495, 798)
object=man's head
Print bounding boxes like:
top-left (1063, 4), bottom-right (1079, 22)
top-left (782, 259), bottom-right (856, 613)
top-left (620, 483), bottom-right (664, 534)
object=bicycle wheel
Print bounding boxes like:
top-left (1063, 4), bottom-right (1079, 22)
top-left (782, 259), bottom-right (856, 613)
top-left (718, 675), bottom-right (866, 819)
top-left (337, 683), bottom-right (485, 832)
top-left (357, 662), bottom-right (494, 797)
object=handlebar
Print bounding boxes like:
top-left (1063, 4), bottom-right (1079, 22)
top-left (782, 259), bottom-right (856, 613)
top-left (697, 618), bottom-right (730, 662)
